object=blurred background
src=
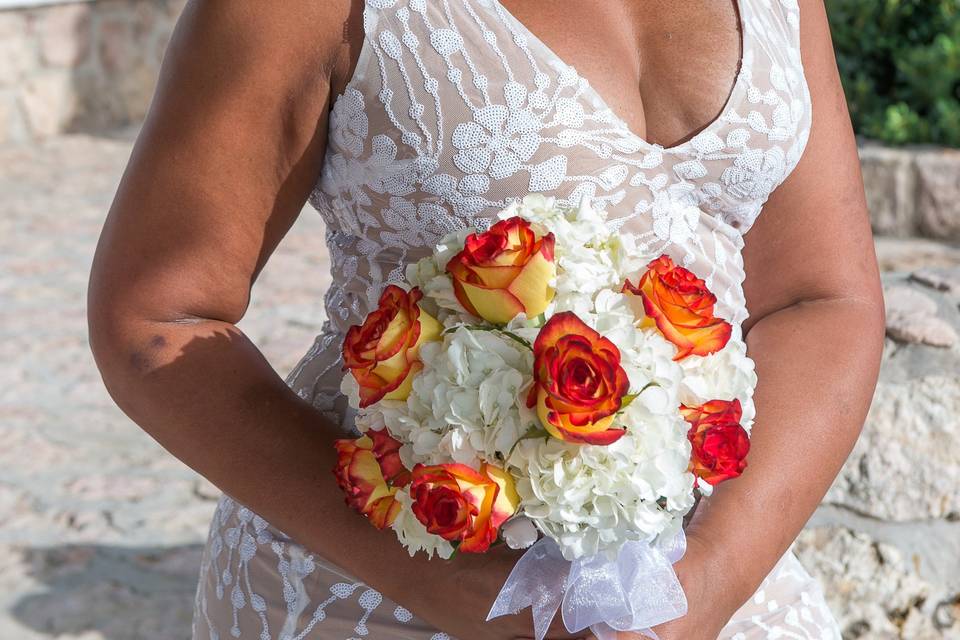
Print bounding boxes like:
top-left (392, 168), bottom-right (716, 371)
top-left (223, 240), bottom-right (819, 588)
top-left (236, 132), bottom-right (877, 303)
top-left (0, 1), bottom-right (957, 638)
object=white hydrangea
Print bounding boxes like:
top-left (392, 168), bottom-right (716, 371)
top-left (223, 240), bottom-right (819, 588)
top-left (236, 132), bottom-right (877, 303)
top-left (501, 515), bottom-right (539, 549)
top-left (508, 415), bottom-right (695, 561)
top-left (393, 325), bottom-right (536, 467)
top-left (405, 226), bottom-right (474, 319)
top-left (678, 336), bottom-right (758, 433)
top-left (340, 370), bottom-right (361, 409)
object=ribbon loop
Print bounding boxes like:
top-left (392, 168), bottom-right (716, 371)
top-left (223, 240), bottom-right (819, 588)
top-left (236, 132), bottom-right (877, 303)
top-left (487, 532), bottom-right (688, 640)
top-left (486, 538), bottom-right (570, 640)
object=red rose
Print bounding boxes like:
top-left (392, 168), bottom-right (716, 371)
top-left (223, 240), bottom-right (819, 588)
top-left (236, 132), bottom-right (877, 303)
top-left (622, 254), bottom-right (732, 361)
top-left (680, 398), bottom-right (750, 487)
top-left (342, 285), bottom-right (441, 408)
top-left (333, 429), bottom-right (412, 529)
top-left (527, 311), bottom-right (630, 445)
top-left (409, 462), bottom-right (519, 553)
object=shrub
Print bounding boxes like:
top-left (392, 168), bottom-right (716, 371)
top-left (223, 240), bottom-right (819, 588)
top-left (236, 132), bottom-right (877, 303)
top-left (827, 0), bottom-right (960, 147)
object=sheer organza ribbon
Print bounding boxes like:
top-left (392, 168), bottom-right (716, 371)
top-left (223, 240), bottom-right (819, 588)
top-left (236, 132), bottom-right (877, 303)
top-left (486, 531), bottom-right (688, 640)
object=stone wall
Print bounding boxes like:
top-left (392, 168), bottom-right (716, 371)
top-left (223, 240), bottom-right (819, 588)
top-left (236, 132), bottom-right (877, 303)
top-left (797, 268), bottom-right (960, 639)
top-left (861, 144), bottom-right (960, 242)
top-left (0, 0), bottom-right (186, 143)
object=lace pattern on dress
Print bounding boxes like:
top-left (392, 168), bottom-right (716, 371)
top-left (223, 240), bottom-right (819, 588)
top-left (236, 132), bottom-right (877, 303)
top-left (193, 495), bottom-right (454, 640)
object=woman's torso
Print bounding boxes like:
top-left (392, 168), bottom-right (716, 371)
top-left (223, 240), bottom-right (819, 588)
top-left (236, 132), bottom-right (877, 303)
top-left (194, 2), bottom-right (823, 638)
top-left (288, 0), bottom-right (811, 429)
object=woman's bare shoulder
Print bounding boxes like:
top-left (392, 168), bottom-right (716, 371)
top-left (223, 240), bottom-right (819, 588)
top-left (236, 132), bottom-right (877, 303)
top-left (89, 2), bottom-right (362, 329)
top-left (164, 1), bottom-right (360, 98)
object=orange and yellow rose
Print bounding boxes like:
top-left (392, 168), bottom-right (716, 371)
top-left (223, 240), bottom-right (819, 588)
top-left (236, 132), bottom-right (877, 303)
top-left (526, 311), bottom-right (630, 445)
top-left (409, 462), bottom-right (519, 553)
top-left (333, 428), bottom-right (412, 529)
top-left (343, 285), bottom-right (442, 408)
top-left (680, 398), bottom-right (750, 487)
top-left (622, 254), bottom-right (732, 361)
top-left (446, 216), bottom-right (556, 325)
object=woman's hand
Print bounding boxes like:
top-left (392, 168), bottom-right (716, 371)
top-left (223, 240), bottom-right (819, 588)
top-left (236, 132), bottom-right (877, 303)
top-left (437, 544), bottom-right (592, 640)
top-left (650, 531), bottom-right (741, 639)
top-left (515, 531), bottom-right (747, 640)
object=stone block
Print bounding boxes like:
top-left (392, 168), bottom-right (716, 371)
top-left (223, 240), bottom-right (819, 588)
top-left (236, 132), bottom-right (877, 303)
top-left (0, 96), bottom-right (20, 145)
top-left (860, 144), bottom-right (918, 237)
top-left (0, 102), bottom-right (8, 147)
top-left (18, 72), bottom-right (76, 139)
top-left (796, 526), bottom-right (959, 639)
top-left (825, 276), bottom-right (960, 521)
top-left (826, 373), bottom-right (960, 521)
top-left (910, 267), bottom-right (960, 295)
top-left (884, 287), bottom-right (958, 347)
top-left (916, 150), bottom-right (960, 241)
top-left (166, 0), bottom-right (189, 20)
top-left (0, 12), bottom-right (36, 87)
top-left (98, 15), bottom-right (138, 76)
top-left (37, 3), bottom-right (92, 68)
top-left (875, 237), bottom-right (960, 272)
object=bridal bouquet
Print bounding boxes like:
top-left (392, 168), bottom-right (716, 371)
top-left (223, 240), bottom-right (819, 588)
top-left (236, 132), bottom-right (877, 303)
top-left (333, 194), bottom-right (756, 638)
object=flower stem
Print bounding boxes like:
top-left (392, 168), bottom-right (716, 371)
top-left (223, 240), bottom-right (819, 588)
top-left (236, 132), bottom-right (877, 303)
top-left (448, 324), bottom-right (534, 350)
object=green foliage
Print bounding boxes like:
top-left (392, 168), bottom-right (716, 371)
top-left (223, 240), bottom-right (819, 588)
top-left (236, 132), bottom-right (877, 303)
top-left (827, 0), bottom-right (960, 147)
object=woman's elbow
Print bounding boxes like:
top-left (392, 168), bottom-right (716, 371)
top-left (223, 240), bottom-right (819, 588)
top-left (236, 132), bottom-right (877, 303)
top-left (86, 272), bottom-right (167, 420)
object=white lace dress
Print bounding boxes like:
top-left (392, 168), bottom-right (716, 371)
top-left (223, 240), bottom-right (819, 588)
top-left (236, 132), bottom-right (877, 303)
top-left (193, 0), bottom-right (841, 638)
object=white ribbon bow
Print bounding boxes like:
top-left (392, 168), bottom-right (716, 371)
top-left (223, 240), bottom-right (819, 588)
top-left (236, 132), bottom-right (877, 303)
top-left (486, 531), bottom-right (688, 640)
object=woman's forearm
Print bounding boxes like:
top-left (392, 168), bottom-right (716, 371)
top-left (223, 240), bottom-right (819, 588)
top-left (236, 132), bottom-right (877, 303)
top-left (684, 295), bottom-right (885, 612)
top-left (87, 314), bottom-right (542, 638)
top-left (91, 316), bottom-right (430, 584)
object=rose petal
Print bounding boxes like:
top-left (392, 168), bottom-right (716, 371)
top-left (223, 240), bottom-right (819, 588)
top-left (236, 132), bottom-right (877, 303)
top-left (506, 250), bottom-right (556, 319)
top-left (457, 281), bottom-right (526, 324)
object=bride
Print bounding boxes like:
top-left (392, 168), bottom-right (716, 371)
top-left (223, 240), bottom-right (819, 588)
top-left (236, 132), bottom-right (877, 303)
top-left (87, 1), bottom-right (885, 638)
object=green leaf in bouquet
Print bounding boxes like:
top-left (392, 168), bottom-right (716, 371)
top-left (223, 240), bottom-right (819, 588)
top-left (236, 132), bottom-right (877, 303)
top-left (447, 540), bottom-right (460, 559)
top-left (453, 324), bottom-right (534, 350)
top-left (620, 393), bottom-right (640, 410)
top-left (508, 423), bottom-right (550, 457)
top-left (618, 380), bottom-right (661, 412)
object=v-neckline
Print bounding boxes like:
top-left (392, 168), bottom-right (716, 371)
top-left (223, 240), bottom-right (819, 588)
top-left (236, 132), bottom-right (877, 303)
top-left (486, 0), bottom-right (749, 154)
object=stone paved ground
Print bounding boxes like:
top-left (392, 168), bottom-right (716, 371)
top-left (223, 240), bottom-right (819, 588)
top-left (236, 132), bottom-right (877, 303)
top-left (1, 134), bottom-right (959, 640)
top-left (0, 133), bottom-right (327, 640)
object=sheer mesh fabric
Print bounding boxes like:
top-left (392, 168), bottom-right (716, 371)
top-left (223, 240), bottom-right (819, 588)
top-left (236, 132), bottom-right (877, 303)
top-left (194, 1), bottom-right (840, 637)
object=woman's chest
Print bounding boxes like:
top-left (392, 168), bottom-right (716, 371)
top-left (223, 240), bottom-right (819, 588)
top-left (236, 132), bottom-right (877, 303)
top-left (316, 0), bottom-right (811, 245)
top-left (498, 0), bottom-right (744, 149)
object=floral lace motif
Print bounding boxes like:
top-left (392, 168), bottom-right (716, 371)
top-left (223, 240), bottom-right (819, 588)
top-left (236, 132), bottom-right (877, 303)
top-left (194, 0), bottom-right (834, 638)
top-left (194, 496), bottom-right (840, 640)
top-left (193, 495), bottom-right (454, 640)
top-left (311, 0), bottom-right (811, 337)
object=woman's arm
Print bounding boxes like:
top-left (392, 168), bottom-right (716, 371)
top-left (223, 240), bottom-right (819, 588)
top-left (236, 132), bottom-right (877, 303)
top-left (647, 1), bottom-right (885, 637)
top-left (87, 4), bottom-right (580, 639)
